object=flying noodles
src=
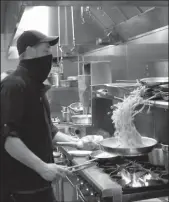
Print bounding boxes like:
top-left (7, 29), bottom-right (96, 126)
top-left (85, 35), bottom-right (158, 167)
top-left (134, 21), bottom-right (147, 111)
top-left (111, 85), bottom-right (153, 148)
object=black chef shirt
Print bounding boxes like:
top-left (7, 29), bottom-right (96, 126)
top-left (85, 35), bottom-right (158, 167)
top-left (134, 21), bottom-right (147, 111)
top-left (0, 66), bottom-right (58, 196)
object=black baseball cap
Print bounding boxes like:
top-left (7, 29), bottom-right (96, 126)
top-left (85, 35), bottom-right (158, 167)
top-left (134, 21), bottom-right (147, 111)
top-left (17, 30), bottom-right (59, 56)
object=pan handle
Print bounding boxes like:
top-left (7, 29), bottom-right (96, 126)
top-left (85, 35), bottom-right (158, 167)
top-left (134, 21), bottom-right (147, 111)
top-left (56, 142), bottom-right (78, 147)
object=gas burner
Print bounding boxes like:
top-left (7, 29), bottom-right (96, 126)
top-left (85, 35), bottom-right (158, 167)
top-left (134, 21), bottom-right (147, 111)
top-left (97, 159), bottom-right (169, 190)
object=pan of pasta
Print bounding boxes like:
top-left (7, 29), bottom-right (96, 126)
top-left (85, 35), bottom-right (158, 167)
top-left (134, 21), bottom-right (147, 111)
top-left (98, 83), bottom-right (158, 156)
top-left (98, 136), bottom-right (157, 156)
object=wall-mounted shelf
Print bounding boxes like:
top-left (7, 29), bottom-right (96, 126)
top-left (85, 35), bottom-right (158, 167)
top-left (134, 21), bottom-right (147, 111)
top-left (148, 100), bottom-right (168, 110)
top-left (94, 92), bottom-right (168, 109)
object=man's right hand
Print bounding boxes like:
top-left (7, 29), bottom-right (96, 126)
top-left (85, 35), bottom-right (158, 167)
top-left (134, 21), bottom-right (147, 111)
top-left (39, 163), bottom-right (71, 182)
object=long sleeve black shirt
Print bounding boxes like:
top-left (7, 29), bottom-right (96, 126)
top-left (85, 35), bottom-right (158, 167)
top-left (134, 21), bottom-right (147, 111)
top-left (0, 65), bottom-right (58, 194)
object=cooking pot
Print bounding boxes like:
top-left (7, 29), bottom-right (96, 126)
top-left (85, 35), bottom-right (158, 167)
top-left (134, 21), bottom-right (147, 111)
top-left (61, 111), bottom-right (71, 122)
top-left (148, 148), bottom-right (164, 166)
top-left (161, 144), bottom-right (169, 173)
top-left (71, 114), bottom-right (92, 125)
top-left (48, 73), bottom-right (63, 87)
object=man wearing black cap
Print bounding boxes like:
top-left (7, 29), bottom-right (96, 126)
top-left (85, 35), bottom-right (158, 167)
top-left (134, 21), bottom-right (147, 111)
top-left (0, 30), bottom-right (78, 202)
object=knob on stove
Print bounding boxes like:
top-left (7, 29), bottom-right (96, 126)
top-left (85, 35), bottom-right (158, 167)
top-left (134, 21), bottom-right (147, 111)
top-left (90, 191), bottom-right (94, 196)
top-left (80, 185), bottom-right (90, 196)
top-left (96, 198), bottom-right (101, 202)
top-left (80, 180), bottom-right (84, 186)
top-left (76, 177), bottom-right (80, 183)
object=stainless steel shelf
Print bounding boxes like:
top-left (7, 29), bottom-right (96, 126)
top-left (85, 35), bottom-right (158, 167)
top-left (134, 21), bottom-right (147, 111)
top-left (148, 100), bottom-right (168, 109)
top-left (94, 94), bottom-right (168, 109)
top-left (50, 86), bottom-right (78, 91)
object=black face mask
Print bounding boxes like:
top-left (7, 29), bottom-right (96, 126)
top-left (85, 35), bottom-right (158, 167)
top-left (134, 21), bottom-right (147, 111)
top-left (19, 55), bottom-right (53, 83)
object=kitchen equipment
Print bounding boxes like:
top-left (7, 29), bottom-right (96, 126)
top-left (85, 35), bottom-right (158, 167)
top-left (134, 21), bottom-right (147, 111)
top-left (61, 110), bottom-right (71, 122)
top-left (48, 73), bottom-right (63, 87)
top-left (68, 102), bottom-right (83, 115)
top-left (56, 141), bottom-right (83, 149)
top-left (51, 117), bottom-right (60, 123)
top-left (70, 80), bottom-right (78, 87)
top-left (68, 158), bottom-right (97, 172)
top-left (148, 148), bottom-right (164, 166)
top-left (60, 79), bottom-right (71, 87)
top-left (68, 150), bottom-right (92, 157)
top-left (106, 83), bottom-right (139, 87)
top-left (71, 114), bottom-right (92, 125)
top-left (78, 75), bottom-right (91, 115)
top-left (67, 76), bottom-right (78, 80)
top-left (56, 141), bottom-right (97, 151)
top-left (89, 150), bottom-right (120, 162)
top-left (161, 144), bottom-right (169, 173)
top-left (116, 80), bottom-right (138, 83)
top-left (56, 135), bottom-right (103, 150)
top-left (97, 157), bottom-right (169, 191)
top-left (58, 145), bottom-right (169, 202)
top-left (61, 106), bottom-right (67, 112)
top-left (99, 136), bottom-right (158, 156)
top-left (67, 76), bottom-right (78, 87)
top-left (140, 77), bottom-right (169, 89)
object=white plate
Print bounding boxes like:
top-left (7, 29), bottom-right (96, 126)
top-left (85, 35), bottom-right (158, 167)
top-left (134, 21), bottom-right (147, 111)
top-left (68, 150), bottom-right (92, 156)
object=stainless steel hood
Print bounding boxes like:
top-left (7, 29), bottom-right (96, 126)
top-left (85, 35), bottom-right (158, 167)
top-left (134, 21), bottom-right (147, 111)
top-left (7, 6), bottom-right (106, 59)
top-left (6, 2), bottom-right (168, 59)
top-left (82, 25), bottom-right (168, 63)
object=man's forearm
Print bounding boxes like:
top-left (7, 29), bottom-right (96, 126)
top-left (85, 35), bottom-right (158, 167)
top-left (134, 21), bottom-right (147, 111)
top-left (52, 131), bottom-right (79, 144)
top-left (5, 137), bottom-right (46, 175)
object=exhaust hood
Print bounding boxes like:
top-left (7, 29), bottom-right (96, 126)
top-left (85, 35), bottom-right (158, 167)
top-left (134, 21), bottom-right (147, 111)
top-left (7, 6), bottom-right (106, 59)
top-left (6, 3), bottom-right (168, 60)
top-left (82, 25), bottom-right (168, 63)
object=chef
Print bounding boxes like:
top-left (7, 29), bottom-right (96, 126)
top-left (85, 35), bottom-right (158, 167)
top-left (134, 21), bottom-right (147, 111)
top-left (0, 30), bottom-right (91, 202)
top-left (1, 70), bottom-right (14, 81)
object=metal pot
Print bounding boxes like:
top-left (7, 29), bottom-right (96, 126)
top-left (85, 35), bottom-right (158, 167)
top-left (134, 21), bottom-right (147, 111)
top-left (48, 73), bottom-right (64, 87)
top-left (60, 80), bottom-right (71, 87)
top-left (61, 111), bottom-right (71, 122)
top-left (71, 115), bottom-right (92, 125)
top-left (161, 144), bottom-right (169, 173)
top-left (148, 148), bottom-right (164, 166)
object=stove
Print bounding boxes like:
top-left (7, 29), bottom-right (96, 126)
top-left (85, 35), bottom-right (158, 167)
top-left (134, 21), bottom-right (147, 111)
top-left (58, 147), bottom-right (169, 202)
top-left (96, 156), bottom-right (169, 194)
